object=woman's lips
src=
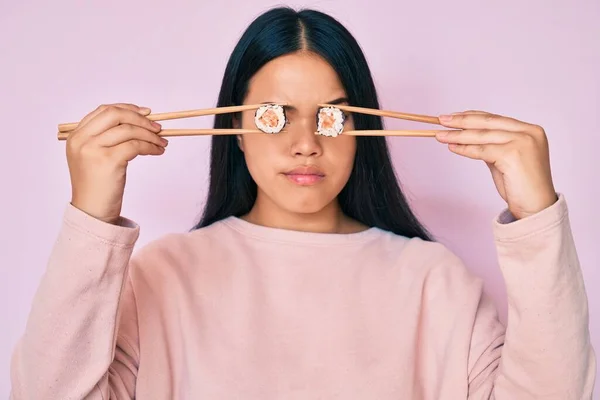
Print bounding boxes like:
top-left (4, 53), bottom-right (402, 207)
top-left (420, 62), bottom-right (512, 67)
top-left (284, 173), bottom-right (324, 185)
top-left (283, 165), bottom-right (325, 186)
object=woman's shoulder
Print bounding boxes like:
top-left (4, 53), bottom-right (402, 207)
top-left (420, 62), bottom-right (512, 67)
top-left (131, 218), bottom-right (229, 259)
top-left (374, 230), bottom-right (482, 291)
top-left (124, 219), bottom-right (236, 288)
top-left (410, 237), bottom-right (476, 277)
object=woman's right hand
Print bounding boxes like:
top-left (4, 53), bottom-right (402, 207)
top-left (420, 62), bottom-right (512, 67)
top-left (66, 103), bottom-right (168, 225)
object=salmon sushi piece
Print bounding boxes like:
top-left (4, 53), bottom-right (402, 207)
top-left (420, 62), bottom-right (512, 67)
top-left (317, 106), bottom-right (345, 137)
top-left (254, 104), bottom-right (286, 134)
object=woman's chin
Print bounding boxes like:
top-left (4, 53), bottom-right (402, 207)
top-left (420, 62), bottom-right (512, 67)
top-left (254, 186), bottom-right (340, 217)
top-left (274, 196), bottom-right (335, 216)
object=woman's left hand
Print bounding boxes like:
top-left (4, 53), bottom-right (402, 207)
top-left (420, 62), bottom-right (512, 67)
top-left (435, 110), bottom-right (558, 220)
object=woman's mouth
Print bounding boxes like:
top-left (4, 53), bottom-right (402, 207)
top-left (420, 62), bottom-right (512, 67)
top-left (283, 165), bottom-right (325, 186)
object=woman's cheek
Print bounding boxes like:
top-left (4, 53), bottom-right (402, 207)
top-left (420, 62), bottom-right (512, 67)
top-left (242, 139), bottom-right (279, 182)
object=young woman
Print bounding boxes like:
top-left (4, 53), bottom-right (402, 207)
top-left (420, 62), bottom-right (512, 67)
top-left (10, 6), bottom-right (595, 399)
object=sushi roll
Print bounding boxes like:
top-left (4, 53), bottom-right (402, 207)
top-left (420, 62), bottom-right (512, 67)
top-left (254, 104), bottom-right (286, 134)
top-left (316, 106), bottom-right (345, 137)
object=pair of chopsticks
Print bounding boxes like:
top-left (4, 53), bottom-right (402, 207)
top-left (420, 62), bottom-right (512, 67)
top-left (57, 103), bottom-right (447, 140)
top-left (56, 104), bottom-right (269, 140)
top-left (317, 104), bottom-right (444, 137)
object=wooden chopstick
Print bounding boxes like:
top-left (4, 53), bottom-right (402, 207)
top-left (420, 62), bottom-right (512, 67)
top-left (156, 129), bottom-right (264, 137)
top-left (57, 103), bottom-right (270, 133)
top-left (318, 104), bottom-right (441, 125)
top-left (56, 128), bottom-right (264, 141)
top-left (338, 129), bottom-right (444, 137)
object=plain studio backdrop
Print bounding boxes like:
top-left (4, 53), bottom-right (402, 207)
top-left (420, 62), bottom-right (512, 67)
top-left (1, 0), bottom-right (598, 395)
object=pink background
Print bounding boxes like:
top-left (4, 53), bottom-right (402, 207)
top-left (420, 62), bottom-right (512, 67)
top-left (1, 0), bottom-right (598, 395)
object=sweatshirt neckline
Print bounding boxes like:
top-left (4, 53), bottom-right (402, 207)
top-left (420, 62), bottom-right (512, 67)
top-left (220, 216), bottom-right (382, 245)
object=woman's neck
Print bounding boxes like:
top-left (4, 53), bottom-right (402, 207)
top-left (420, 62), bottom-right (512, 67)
top-left (241, 193), bottom-right (367, 234)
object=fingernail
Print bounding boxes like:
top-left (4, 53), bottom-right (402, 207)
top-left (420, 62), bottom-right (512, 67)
top-left (439, 114), bottom-right (453, 122)
top-left (436, 131), bottom-right (448, 138)
top-left (152, 121), bottom-right (162, 129)
top-left (162, 138), bottom-right (169, 146)
top-left (140, 107), bottom-right (151, 114)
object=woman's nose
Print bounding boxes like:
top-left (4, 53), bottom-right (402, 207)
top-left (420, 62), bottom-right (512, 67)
top-left (289, 118), bottom-right (323, 157)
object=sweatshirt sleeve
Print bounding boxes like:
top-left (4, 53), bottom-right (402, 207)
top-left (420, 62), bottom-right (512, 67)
top-left (10, 204), bottom-right (142, 400)
top-left (468, 194), bottom-right (597, 399)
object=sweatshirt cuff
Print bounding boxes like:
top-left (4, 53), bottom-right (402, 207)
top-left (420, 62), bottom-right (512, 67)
top-left (492, 193), bottom-right (567, 242)
top-left (63, 203), bottom-right (140, 247)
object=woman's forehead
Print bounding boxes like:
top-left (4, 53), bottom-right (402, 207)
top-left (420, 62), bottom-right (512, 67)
top-left (246, 52), bottom-right (346, 105)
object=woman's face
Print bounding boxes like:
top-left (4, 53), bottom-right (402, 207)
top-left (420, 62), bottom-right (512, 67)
top-left (238, 52), bottom-right (356, 215)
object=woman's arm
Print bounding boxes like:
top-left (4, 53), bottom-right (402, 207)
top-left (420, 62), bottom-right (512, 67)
top-left (10, 204), bottom-right (141, 399)
top-left (435, 109), bottom-right (596, 398)
top-left (468, 195), bottom-right (596, 398)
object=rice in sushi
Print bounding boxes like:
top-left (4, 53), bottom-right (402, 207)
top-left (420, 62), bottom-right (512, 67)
top-left (254, 104), bottom-right (286, 134)
top-left (317, 106), bottom-right (345, 137)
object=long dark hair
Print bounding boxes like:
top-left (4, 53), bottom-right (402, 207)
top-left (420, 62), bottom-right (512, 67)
top-left (194, 7), bottom-right (432, 241)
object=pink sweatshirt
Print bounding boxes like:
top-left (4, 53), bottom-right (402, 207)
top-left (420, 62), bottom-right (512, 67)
top-left (9, 194), bottom-right (596, 399)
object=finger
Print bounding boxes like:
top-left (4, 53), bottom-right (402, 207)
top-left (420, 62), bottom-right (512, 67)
top-left (447, 143), bottom-right (504, 164)
top-left (452, 110), bottom-right (490, 115)
top-left (438, 112), bottom-right (533, 133)
top-left (112, 140), bottom-right (166, 162)
top-left (76, 103), bottom-right (151, 131)
top-left (94, 124), bottom-right (168, 148)
top-left (436, 129), bottom-right (520, 145)
top-left (81, 106), bottom-right (161, 138)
